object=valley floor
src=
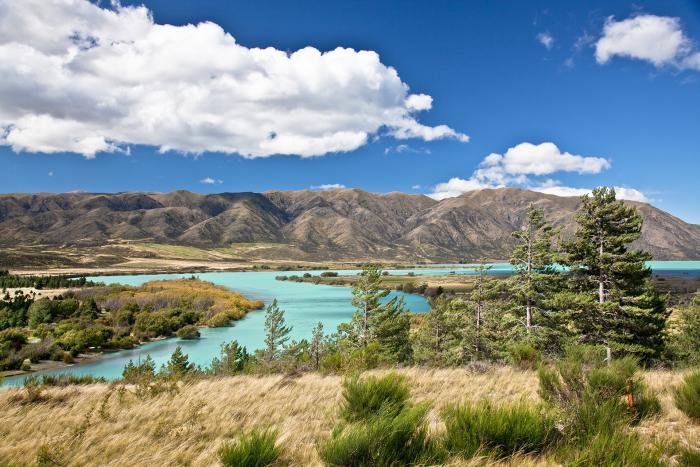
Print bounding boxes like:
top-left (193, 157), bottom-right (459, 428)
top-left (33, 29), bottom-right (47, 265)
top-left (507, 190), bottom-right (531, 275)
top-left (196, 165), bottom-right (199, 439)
top-left (0, 367), bottom-right (696, 466)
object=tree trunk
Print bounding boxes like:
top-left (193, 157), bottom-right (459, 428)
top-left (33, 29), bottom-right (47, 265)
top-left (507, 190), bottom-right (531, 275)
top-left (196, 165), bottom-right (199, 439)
top-left (526, 230), bottom-right (533, 332)
top-left (598, 232), bottom-right (611, 364)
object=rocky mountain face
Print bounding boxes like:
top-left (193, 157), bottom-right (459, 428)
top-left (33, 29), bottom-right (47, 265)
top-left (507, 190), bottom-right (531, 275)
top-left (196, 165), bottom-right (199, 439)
top-left (0, 188), bottom-right (698, 261)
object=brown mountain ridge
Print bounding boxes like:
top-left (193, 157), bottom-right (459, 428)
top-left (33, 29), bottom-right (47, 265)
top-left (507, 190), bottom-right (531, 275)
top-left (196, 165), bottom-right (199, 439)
top-left (0, 188), bottom-right (698, 262)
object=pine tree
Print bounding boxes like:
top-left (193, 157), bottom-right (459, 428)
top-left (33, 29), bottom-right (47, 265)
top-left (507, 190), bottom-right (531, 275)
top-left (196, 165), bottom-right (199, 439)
top-left (165, 345), bottom-right (193, 376)
top-left (562, 187), bottom-right (667, 362)
top-left (469, 258), bottom-right (501, 358)
top-left (348, 264), bottom-right (412, 363)
top-left (209, 340), bottom-right (249, 375)
top-left (310, 322), bottom-right (324, 370)
top-left (372, 296), bottom-right (412, 363)
top-left (263, 299), bottom-right (292, 363)
top-left (413, 295), bottom-right (466, 365)
top-left (509, 205), bottom-right (559, 333)
top-left (350, 264), bottom-right (390, 347)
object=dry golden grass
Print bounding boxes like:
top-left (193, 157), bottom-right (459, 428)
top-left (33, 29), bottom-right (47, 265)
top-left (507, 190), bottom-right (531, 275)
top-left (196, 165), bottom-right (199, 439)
top-left (0, 367), bottom-right (696, 466)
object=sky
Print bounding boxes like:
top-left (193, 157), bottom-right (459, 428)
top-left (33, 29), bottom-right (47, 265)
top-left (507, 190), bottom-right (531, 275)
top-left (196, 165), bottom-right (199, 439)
top-left (0, 0), bottom-right (699, 223)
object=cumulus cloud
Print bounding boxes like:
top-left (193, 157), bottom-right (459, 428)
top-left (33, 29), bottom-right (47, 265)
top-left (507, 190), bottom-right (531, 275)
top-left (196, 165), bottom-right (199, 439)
top-left (0, 0), bottom-right (468, 159)
top-left (200, 177), bottom-right (222, 184)
top-left (429, 142), bottom-right (649, 203)
top-left (537, 32), bottom-right (554, 50)
top-left (311, 183), bottom-right (346, 190)
top-left (595, 14), bottom-right (700, 70)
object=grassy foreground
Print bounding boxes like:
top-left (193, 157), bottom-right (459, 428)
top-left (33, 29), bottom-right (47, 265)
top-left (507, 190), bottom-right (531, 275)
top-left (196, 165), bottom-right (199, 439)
top-left (0, 367), bottom-right (696, 466)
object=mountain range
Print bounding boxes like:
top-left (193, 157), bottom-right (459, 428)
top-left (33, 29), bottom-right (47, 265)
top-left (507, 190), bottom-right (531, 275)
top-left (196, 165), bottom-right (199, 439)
top-left (0, 188), bottom-right (698, 262)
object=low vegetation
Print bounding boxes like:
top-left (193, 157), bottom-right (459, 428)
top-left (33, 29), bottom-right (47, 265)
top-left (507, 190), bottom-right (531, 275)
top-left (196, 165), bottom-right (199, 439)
top-left (218, 429), bottom-right (280, 467)
top-left (674, 370), bottom-right (700, 422)
top-left (0, 368), bottom-right (696, 465)
top-left (0, 278), bottom-right (262, 373)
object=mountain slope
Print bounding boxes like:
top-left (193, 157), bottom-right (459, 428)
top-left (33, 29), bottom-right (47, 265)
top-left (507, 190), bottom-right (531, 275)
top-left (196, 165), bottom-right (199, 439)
top-left (0, 188), bottom-right (698, 261)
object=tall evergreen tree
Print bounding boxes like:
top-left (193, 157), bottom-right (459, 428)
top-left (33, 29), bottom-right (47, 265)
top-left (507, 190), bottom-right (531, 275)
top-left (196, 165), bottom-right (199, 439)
top-left (164, 345), bottom-right (193, 376)
top-left (561, 187), bottom-right (667, 362)
top-left (310, 321), bottom-right (324, 370)
top-left (349, 264), bottom-right (411, 363)
top-left (263, 299), bottom-right (292, 363)
top-left (508, 205), bottom-right (561, 337)
top-left (469, 259), bottom-right (500, 357)
top-left (350, 264), bottom-right (390, 347)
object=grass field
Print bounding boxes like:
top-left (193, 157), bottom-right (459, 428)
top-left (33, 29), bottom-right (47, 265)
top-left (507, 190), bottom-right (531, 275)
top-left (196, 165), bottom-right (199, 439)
top-left (0, 367), bottom-right (696, 466)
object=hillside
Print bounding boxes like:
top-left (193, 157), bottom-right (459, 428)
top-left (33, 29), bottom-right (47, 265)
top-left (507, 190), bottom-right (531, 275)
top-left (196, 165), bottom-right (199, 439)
top-left (0, 188), bottom-right (698, 263)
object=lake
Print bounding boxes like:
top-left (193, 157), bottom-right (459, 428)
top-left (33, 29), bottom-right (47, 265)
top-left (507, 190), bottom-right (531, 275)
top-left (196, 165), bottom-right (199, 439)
top-left (3, 261), bottom-right (699, 386)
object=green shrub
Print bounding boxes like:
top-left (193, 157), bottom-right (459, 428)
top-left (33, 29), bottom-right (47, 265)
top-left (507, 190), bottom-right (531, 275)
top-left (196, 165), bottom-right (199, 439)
top-left (27, 373), bottom-right (106, 387)
top-left (218, 429), bottom-right (280, 467)
top-left (538, 345), bottom-right (659, 426)
top-left (567, 429), bottom-right (660, 467)
top-left (208, 312), bottom-right (232, 327)
top-left (674, 370), bottom-right (700, 422)
top-left (340, 373), bottom-right (410, 422)
top-left (508, 342), bottom-right (541, 370)
top-left (442, 400), bottom-right (559, 459)
top-left (320, 403), bottom-right (443, 466)
top-left (176, 324), bottom-right (200, 340)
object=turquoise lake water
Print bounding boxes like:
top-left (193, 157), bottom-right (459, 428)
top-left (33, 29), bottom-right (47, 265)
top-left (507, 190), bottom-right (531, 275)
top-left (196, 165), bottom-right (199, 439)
top-left (3, 261), bottom-right (698, 386)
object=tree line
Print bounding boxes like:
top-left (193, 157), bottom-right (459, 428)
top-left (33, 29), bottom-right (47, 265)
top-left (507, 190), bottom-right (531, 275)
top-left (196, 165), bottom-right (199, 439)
top-left (147, 187), bottom-right (694, 378)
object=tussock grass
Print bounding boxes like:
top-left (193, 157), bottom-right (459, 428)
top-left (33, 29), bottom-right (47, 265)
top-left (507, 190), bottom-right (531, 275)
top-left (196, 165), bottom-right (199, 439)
top-left (442, 400), bottom-right (558, 459)
top-left (219, 428), bottom-right (280, 467)
top-left (0, 367), bottom-right (696, 466)
top-left (340, 372), bottom-right (410, 422)
top-left (674, 370), bottom-right (700, 422)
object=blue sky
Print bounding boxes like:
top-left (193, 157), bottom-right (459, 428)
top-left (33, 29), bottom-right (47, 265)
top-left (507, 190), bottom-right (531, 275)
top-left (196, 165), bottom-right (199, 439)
top-left (1, 0), bottom-right (699, 222)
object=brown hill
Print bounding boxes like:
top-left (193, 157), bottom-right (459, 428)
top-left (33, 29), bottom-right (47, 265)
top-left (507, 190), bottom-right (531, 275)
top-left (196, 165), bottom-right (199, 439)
top-left (0, 188), bottom-right (698, 261)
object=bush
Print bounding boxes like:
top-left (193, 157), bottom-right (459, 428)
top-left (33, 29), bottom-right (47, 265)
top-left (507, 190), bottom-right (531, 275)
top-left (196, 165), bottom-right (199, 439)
top-left (567, 429), bottom-right (660, 467)
top-left (674, 370), bottom-right (700, 422)
top-left (508, 342), bottom-right (541, 370)
top-left (320, 403), bottom-right (443, 466)
top-left (320, 271), bottom-right (338, 277)
top-left (218, 429), bottom-right (280, 467)
top-left (176, 324), bottom-right (200, 340)
top-left (208, 312), bottom-right (232, 327)
top-left (340, 373), bottom-right (410, 422)
top-left (28, 373), bottom-right (106, 386)
top-left (442, 400), bottom-right (559, 459)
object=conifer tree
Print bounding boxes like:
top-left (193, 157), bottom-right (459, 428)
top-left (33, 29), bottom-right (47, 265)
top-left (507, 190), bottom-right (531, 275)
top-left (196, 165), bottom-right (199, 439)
top-left (561, 187), bottom-right (667, 362)
top-left (349, 264), bottom-right (411, 363)
top-left (508, 205), bottom-right (560, 335)
top-left (469, 259), bottom-right (500, 357)
top-left (310, 321), bottom-right (324, 370)
top-left (413, 295), bottom-right (466, 365)
top-left (165, 345), bottom-right (193, 376)
top-left (350, 264), bottom-right (390, 347)
top-left (263, 299), bottom-right (292, 363)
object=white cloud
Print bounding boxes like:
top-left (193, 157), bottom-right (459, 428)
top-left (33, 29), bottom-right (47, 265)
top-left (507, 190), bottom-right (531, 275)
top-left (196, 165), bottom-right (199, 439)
top-left (384, 144), bottom-right (431, 155)
top-left (532, 181), bottom-right (649, 202)
top-left (311, 183), bottom-right (346, 190)
top-left (428, 142), bottom-right (649, 203)
top-left (595, 14), bottom-right (700, 71)
top-left (48, 171), bottom-right (53, 177)
top-left (481, 142), bottom-right (610, 176)
top-left (200, 177), bottom-right (222, 184)
top-left (0, 0), bottom-right (468, 159)
top-left (537, 32), bottom-right (554, 50)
